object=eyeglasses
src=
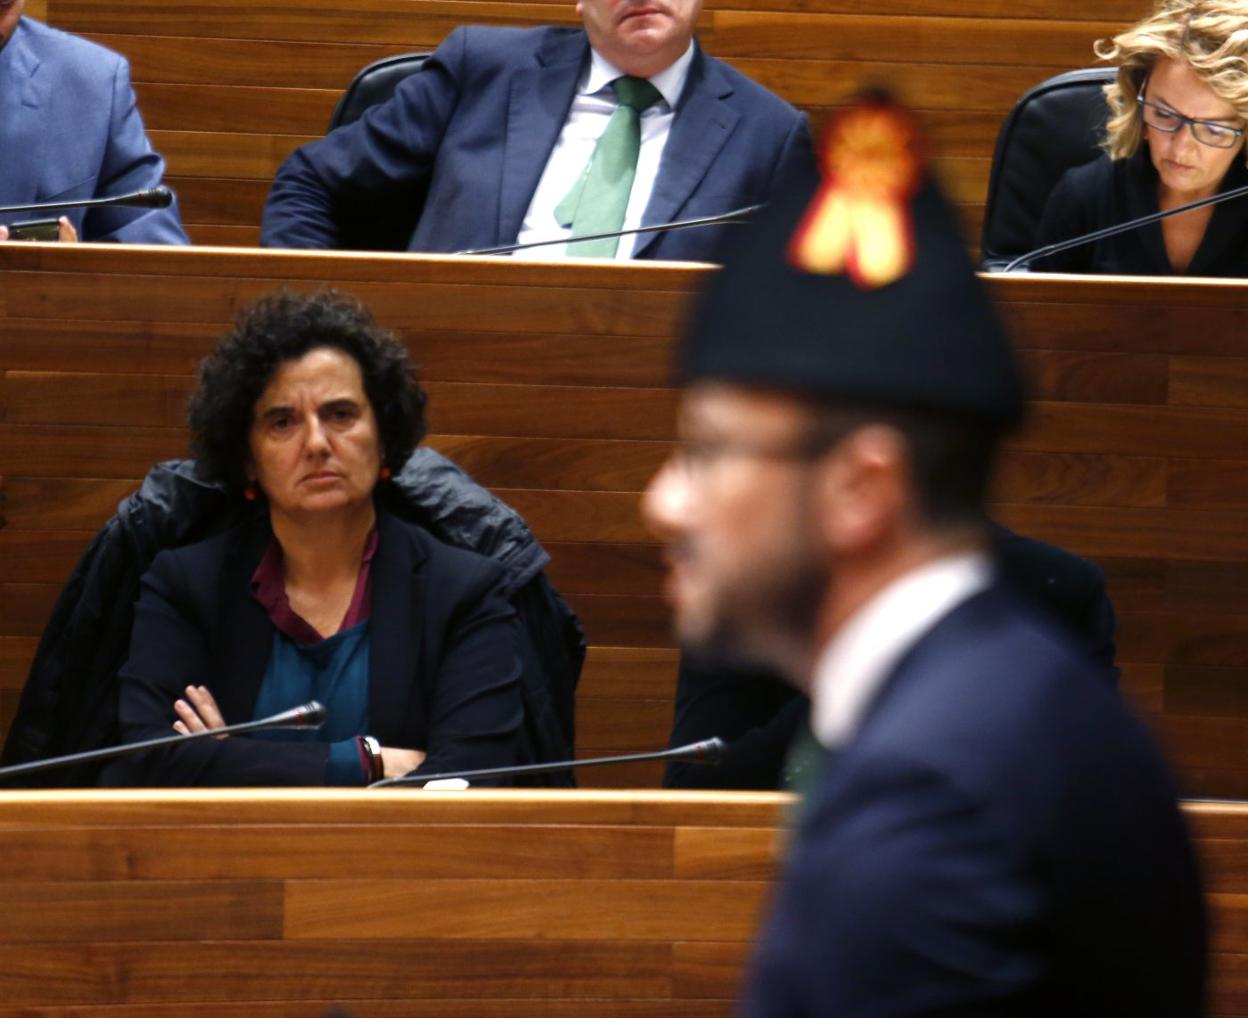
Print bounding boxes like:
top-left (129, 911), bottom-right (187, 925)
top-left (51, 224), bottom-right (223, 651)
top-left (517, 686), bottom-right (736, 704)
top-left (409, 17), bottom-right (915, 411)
top-left (1136, 75), bottom-right (1245, 149)
top-left (673, 433), bottom-right (831, 477)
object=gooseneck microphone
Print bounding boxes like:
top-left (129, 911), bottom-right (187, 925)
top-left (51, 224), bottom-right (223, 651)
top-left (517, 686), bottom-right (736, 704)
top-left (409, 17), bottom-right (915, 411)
top-left (457, 205), bottom-right (764, 257)
top-left (370, 737), bottom-right (727, 789)
top-left (1000, 180), bottom-right (1248, 272)
top-left (0, 186), bottom-right (175, 218)
top-left (0, 700), bottom-right (327, 783)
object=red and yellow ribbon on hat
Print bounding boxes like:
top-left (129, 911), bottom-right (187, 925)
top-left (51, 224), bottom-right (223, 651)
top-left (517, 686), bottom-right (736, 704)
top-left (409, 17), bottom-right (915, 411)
top-left (788, 97), bottom-right (924, 289)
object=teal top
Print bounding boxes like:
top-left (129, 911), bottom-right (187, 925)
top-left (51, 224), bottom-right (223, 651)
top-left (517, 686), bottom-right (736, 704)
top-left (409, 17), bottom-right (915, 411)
top-left (250, 620), bottom-right (372, 785)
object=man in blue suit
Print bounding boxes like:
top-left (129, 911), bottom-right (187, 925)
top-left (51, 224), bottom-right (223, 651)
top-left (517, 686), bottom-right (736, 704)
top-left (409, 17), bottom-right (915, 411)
top-left (260, 0), bottom-right (813, 259)
top-left (0, 0), bottom-right (187, 244)
top-left (643, 96), bottom-right (1206, 1015)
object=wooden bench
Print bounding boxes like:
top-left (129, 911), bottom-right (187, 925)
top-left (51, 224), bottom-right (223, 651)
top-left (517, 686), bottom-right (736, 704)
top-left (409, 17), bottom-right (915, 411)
top-left (2, 245), bottom-right (1248, 797)
top-left (31, 0), bottom-right (1157, 246)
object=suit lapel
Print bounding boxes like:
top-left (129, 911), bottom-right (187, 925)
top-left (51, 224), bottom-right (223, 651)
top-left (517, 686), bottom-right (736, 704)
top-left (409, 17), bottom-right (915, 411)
top-left (635, 45), bottom-right (739, 257)
top-left (214, 522), bottom-right (277, 725)
top-left (368, 510), bottom-right (426, 744)
top-left (0, 22), bottom-right (46, 205)
top-left (499, 31), bottom-right (588, 247)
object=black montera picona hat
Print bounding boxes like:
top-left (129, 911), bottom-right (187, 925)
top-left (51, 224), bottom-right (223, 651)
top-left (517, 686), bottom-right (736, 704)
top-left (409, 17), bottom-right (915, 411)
top-left (681, 94), bottom-right (1025, 432)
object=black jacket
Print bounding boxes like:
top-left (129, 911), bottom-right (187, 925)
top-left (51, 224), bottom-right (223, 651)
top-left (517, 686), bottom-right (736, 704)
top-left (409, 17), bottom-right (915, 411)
top-left (0, 450), bottom-right (583, 787)
top-left (1034, 148), bottom-right (1248, 276)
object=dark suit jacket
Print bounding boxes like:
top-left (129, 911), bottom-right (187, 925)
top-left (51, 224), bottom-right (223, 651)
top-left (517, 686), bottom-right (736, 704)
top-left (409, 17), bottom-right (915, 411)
top-left (740, 584), bottom-right (1205, 1016)
top-left (665, 526), bottom-right (1118, 789)
top-left (1034, 148), bottom-right (1248, 276)
top-left (260, 25), bottom-right (815, 259)
top-left (101, 509), bottom-right (524, 786)
top-left (0, 18), bottom-right (188, 243)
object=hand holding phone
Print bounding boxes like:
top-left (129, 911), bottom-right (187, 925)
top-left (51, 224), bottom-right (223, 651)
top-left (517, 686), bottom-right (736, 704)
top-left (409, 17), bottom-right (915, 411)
top-left (0, 216), bottom-right (80, 242)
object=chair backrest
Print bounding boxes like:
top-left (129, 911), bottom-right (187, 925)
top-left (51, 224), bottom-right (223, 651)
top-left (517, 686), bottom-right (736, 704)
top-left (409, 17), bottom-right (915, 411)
top-left (328, 52), bottom-right (431, 131)
top-left (980, 68), bottom-right (1117, 270)
top-left (323, 52), bottom-right (432, 251)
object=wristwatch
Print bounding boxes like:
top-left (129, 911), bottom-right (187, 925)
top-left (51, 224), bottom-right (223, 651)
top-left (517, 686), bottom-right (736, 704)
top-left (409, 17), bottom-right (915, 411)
top-left (361, 735), bottom-right (384, 783)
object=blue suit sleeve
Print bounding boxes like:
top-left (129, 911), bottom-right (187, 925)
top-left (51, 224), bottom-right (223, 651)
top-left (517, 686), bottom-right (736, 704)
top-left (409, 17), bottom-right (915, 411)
top-left (82, 55), bottom-right (189, 244)
top-left (260, 28), bottom-right (469, 249)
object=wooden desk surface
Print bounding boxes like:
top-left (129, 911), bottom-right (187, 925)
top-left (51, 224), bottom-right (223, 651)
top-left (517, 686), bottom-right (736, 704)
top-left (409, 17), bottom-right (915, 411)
top-left (2, 246), bottom-right (1248, 798)
top-left (0, 789), bottom-right (1241, 1014)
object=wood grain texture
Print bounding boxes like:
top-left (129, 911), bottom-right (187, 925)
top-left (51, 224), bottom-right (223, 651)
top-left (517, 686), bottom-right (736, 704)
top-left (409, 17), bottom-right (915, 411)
top-left (0, 791), bottom-right (1234, 1012)
top-left (5, 249), bottom-right (1248, 803)
top-left (0, 940), bottom-right (675, 1005)
top-left (0, 880), bottom-right (283, 941)
top-left (283, 878), bottom-right (770, 940)
top-left (0, 1005), bottom-right (735, 1018)
top-left (0, 824), bottom-right (676, 881)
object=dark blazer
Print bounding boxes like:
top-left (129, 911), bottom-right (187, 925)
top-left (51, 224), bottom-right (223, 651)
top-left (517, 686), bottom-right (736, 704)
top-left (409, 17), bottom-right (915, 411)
top-left (665, 526), bottom-right (1118, 790)
top-left (740, 584), bottom-right (1205, 1017)
top-left (260, 25), bottom-right (815, 259)
top-left (1034, 147), bottom-right (1248, 276)
top-left (101, 509), bottom-right (524, 786)
top-left (0, 18), bottom-right (188, 243)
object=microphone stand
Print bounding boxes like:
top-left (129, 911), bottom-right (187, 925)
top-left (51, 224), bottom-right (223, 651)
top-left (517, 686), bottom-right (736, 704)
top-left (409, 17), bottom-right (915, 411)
top-left (0, 186), bottom-right (175, 217)
top-left (0, 701), bottom-right (327, 783)
top-left (458, 205), bottom-right (764, 257)
top-left (1001, 181), bottom-right (1248, 272)
top-left (370, 737), bottom-right (726, 789)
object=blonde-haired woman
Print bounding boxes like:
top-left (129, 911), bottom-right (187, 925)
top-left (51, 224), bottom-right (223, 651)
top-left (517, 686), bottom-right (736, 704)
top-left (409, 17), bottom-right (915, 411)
top-left (1036, 0), bottom-right (1248, 275)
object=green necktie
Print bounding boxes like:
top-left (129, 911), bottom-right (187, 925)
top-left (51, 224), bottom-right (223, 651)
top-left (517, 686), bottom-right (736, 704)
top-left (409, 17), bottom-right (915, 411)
top-left (781, 719), bottom-right (832, 828)
top-left (554, 76), bottom-right (662, 258)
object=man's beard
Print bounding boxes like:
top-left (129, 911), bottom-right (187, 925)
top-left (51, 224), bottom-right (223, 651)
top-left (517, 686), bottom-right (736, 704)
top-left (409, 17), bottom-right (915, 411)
top-left (679, 533), bottom-right (828, 685)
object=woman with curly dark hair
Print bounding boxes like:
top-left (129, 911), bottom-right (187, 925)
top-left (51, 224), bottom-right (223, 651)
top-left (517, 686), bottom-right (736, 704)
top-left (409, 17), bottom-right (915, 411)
top-left (105, 289), bottom-right (523, 786)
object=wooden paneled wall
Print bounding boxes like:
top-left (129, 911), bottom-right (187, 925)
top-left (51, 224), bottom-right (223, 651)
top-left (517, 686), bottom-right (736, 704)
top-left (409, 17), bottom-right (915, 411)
top-left (0, 789), bottom-right (784, 1015)
top-left (0, 790), bottom-right (1243, 1015)
top-left (36, 0), bottom-right (1154, 247)
top-left (3, 247), bottom-right (1248, 799)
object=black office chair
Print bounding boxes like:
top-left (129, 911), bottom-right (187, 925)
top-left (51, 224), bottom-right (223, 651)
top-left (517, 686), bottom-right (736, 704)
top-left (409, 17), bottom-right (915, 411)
top-left (328, 52), bottom-right (431, 130)
top-left (980, 68), bottom-right (1116, 270)
top-left (325, 53), bottom-right (432, 250)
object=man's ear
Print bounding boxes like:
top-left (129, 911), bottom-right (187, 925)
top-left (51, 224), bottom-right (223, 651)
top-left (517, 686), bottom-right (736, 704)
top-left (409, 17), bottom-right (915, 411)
top-left (810, 425), bottom-right (909, 557)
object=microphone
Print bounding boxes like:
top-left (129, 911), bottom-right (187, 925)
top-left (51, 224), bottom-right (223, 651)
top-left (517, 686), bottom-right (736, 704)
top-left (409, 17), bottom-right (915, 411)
top-left (0, 700), bottom-right (327, 783)
top-left (0, 186), bottom-right (175, 218)
top-left (457, 204), bottom-right (763, 257)
top-left (370, 737), bottom-right (726, 789)
top-left (999, 180), bottom-right (1248, 272)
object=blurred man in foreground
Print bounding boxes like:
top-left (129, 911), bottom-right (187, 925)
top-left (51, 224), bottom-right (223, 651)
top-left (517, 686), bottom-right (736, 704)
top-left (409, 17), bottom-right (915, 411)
top-left (643, 96), bottom-right (1205, 1015)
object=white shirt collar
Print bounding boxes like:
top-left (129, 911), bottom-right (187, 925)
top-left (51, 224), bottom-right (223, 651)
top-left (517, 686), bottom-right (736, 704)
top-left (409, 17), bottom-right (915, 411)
top-left (583, 41), bottom-right (696, 110)
top-left (810, 550), bottom-right (993, 750)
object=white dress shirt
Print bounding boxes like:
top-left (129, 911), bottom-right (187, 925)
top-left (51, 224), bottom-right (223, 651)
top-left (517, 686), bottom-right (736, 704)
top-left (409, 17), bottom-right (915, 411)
top-left (810, 551), bottom-right (993, 751)
top-left (513, 43), bottom-right (695, 260)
